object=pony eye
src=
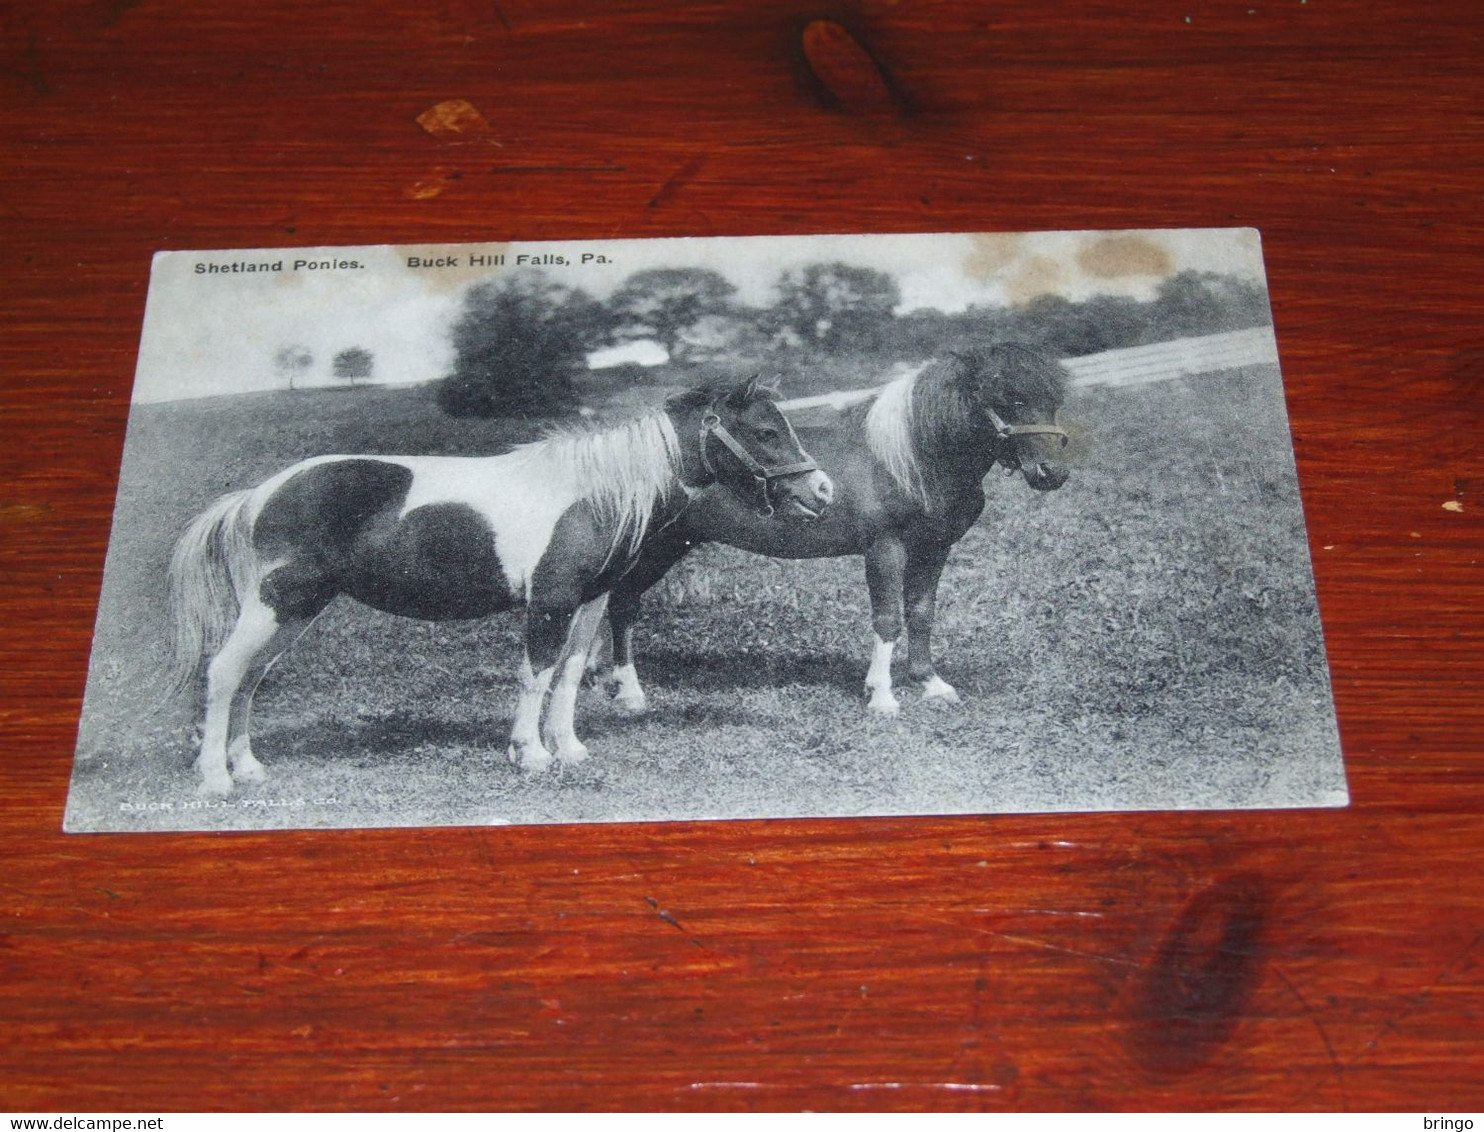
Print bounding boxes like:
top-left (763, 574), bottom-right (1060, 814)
top-left (757, 427), bottom-right (779, 442)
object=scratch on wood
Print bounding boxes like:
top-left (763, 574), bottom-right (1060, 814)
top-left (490, 165), bottom-right (626, 174)
top-left (1353, 930), bottom-right (1483, 1064)
top-left (1272, 965), bottom-right (1350, 1111)
top-left (645, 896), bottom-right (705, 948)
top-left (917, 911), bottom-right (1138, 968)
top-left (649, 155), bottom-right (707, 209)
top-left (490, 1), bottom-right (512, 31)
top-left (982, 929), bottom-right (1140, 968)
top-left (847, 1081), bottom-right (1006, 1093)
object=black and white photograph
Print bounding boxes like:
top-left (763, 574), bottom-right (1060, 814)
top-left (64, 229), bottom-right (1347, 832)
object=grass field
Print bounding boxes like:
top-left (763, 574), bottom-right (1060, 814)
top-left (64, 361), bottom-right (1348, 832)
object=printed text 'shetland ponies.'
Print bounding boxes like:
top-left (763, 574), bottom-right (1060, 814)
top-left (194, 256), bottom-right (364, 275)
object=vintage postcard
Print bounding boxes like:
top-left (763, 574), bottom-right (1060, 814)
top-left (65, 229), bottom-right (1347, 832)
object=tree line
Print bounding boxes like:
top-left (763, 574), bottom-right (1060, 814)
top-left (273, 345), bottom-right (375, 391)
top-left (434, 263), bottom-right (1270, 418)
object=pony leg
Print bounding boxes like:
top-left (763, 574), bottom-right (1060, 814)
top-left (583, 619), bottom-right (614, 686)
top-left (580, 617), bottom-right (647, 714)
top-left (602, 583), bottom-right (647, 714)
top-left (508, 657), bottom-right (557, 772)
top-left (225, 610), bottom-right (327, 783)
top-left (582, 616), bottom-right (646, 714)
top-left (508, 603), bottom-right (576, 772)
top-left (197, 596), bottom-right (282, 795)
top-left (863, 538), bottom-right (908, 715)
top-left (864, 636), bottom-right (899, 715)
top-left (904, 546), bottom-right (959, 703)
top-left (602, 530), bottom-right (693, 715)
top-left (607, 620), bottom-right (647, 715)
top-left (543, 594), bottom-right (610, 763)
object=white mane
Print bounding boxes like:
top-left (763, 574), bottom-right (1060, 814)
top-left (863, 369), bottom-right (929, 506)
top-left (511, 411), bottom-right (684, 561)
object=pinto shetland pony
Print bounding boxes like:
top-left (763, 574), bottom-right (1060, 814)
top-left (169, 376), bottom-right (832, 794)
top-left (594, 344), bottom-right (1071, 715)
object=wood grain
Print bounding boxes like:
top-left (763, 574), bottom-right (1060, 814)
top-left (1, 0), bottom-right (1480, 1112)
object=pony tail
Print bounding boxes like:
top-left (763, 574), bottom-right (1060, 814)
top-left (166, 489), bottom-right (257, 695)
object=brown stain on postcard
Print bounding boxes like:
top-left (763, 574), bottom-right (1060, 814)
top-left (1078, 234), bottom-right (1173, 281)
top-left (963, 233), bottom-right (1025, 282)
top-left (1006, 255), bottom-right (1065, 305)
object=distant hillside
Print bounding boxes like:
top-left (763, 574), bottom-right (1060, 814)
top-left (136, 383), bottom-right (545, 472)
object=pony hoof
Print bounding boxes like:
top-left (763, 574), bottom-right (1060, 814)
top-left (508, 742), bottom-right (553, 773)
top-left (921, 677), bottom-right (961, 704)
top-left (196, 772), bottom-right (234, 797)
top-left (555, 741), bottom-right (590, 765)
top-left (615, 693), bottom-right (648, 716)
top-left (230, 749), bottom-right (269, 783)
top-left (866, 690), bottom-right (900, 716)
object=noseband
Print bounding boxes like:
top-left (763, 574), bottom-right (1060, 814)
top-left (984, 406), bottom-right (1069, 450)
top-left (699, 411), bottom-right (819, 517)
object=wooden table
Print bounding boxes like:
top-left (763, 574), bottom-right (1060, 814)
top-left (2, 0), bottom-right (1480, 1112)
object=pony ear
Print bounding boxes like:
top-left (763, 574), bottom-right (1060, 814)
top-left (950, 349), bottom-right (1000, 392)
top-left (941, 351), bottom-right (978, 390)
top-left (752, 372), bottom-right (783, 399)
top-left (725, 373), bottom-right (781, 408)
top-left (665, 386), bottom-right (713, 416)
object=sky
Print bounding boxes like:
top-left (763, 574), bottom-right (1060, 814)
top-left (131, 229), bottom-right (1267, 403)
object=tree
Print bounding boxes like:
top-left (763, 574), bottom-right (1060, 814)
top-left (902, 304), bottom-right (1016, 358)
top-left (273, 344), bottom-right (313, 391)
top-left (1148, 271), bottom-right (1271, 340)
top-left (332, 347), bottom-right (374, 386)
top-left (1006, 293), bottom-right (1155, 358)
top-left (606, 268), bottom-right (737, 362)
top-left (436, 271), bottom-right (608, 418)
top-left (769, 262), bottom-right (901, 352)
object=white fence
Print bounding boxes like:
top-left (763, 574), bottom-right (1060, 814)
top-left (778, 326), bottom-right (1278, 413)
top-left (1061, 326), bottom-right (1277, 388)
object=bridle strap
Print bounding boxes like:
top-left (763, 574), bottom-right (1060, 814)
top-left (699, 413), bottom-right (820, 483)
top-left (983, 406), bottom-right (1068, 446)
top-left (698, 409), bottom-right (820, 517)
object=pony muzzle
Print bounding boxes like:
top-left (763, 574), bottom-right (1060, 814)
top-left (1023, 459), bottom-right (1069, 491)
top-left (776, 469), bottom-right (834, 521)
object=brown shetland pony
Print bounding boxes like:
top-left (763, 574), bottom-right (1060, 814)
top-left (168, 376), bottom-right (833, 794)
top-left (594, 344), bottom-right (1070, 715)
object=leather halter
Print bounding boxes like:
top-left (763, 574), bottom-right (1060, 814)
top-left (983, 406), bottom-right (1069, 448)
top-left (699, 410), bottom-right (820, 517)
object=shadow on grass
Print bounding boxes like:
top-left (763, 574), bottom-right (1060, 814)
top-left (270, 711), bottom-right (506, 764)
top-left (634, 646), bottom-right (862, 695)
top-left (258, 694), bottom-right (778, 767)
top-left (599, 698), bottom-right (780, 732)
